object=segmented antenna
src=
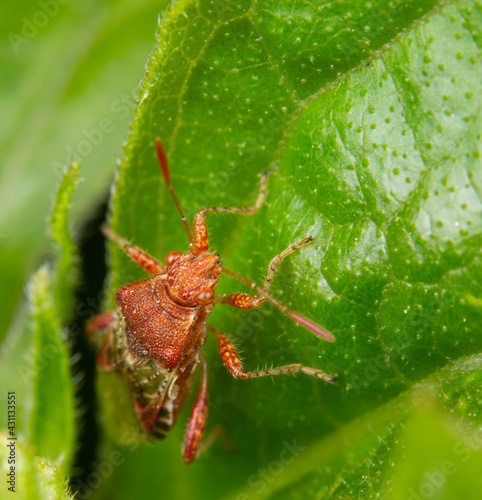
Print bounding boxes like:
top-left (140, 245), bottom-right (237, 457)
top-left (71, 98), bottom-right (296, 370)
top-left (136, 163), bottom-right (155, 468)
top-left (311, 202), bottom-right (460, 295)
top-left (221, 267), bottom-right (335, 342)
top-left (155, 138), bottom-right (193, 243)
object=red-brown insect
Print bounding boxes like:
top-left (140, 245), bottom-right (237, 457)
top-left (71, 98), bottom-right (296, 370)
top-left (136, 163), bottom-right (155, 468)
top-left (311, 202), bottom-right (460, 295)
top-left (88, 138), bottom-right (337, 463)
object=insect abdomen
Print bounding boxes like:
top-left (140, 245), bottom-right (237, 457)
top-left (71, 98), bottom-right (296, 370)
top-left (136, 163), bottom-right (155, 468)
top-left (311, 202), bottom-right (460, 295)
top-left (150, 401), bottom-right (175, 439)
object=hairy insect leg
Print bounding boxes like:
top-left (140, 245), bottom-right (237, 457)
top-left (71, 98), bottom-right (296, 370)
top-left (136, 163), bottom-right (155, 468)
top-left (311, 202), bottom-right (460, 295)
top-left (183, 355), bottom-right (208, 464)
top-left (196, 424), bottom-right (237, 459)
top-left (215, 237), bottom-right (314, 309)
top-left (219, 236), bottom-right (335, 343)
top-left (102, 225), bottom-right (165, 275)
top-left (263, 236), bottom-right (314, 293)
top-left (193, 171), bottom-right (271, 252)
top-left (209, 325), bottom-right (338, 383)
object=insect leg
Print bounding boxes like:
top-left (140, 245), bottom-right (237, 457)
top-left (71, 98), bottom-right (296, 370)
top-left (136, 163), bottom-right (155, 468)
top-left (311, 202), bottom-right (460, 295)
top-left (86, 311), bottom-right (116, 334)
top-left (262, 236), bottom-right (314, 293)
top-left (96, 327), bottom-right (116, 371)
top-left (218, 230), bottom-right (334, 342)
top-left (215, 237), bottom-right (314, 309)
top-left (86, 311), bottom-right (117, 371)
top-left (102, 225), bottom-right (165, 275)
top-left (193, 171), bottom-right (270, 252)
top-left (183, 355), bottom-right (208, 464)
top-left (209, 325), bottom-right (338, 383)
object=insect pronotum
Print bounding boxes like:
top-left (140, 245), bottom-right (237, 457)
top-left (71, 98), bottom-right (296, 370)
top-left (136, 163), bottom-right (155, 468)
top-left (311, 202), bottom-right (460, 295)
top-left (88, 138), bottom-right (338, 463)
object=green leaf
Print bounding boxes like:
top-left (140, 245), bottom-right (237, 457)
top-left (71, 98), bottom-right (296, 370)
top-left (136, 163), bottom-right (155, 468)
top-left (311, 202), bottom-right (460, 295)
top-left (386, 404), bottom-right (482, 500)
top-left (50, 161), bottom-right (80, 322)
top-left (0, 431), bottom-right (74, 500)
top-left (0, 164), bottom-right (79, 493)
top-left (96, 0), bottom-right (481, 498)
top-left (34, 457), bottom-right (75, 500)
top-left (0, 264), bottom-right (76, 469)
top-left (28, 265), bottom-right (76, 470)
top-left (0, 0), bottom-right (171, 339)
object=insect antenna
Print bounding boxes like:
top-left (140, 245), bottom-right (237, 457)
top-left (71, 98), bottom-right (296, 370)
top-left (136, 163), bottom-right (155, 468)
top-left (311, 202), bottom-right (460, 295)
top-left (221, 267), bottom-right (335, 342)
top-left (155, 137), bottom-right (193, 243)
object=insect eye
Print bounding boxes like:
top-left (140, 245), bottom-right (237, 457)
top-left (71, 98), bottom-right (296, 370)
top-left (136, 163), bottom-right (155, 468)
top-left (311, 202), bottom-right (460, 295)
top-left (196, 288), bottom-right (215, 305)
top-left (182, 292), bottom-right (190, 301)
top-left (166, 251), bottom-right (182, 266)
top-left (167, 275), bottom-right (174, 284)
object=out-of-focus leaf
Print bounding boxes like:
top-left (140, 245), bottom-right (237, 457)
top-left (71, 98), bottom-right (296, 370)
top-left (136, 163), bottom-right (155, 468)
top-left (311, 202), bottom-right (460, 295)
top-left (0, 164), bottom-right (80, 493)
top-left (0, 0), bottom-right (171, 339)
top-left (0, 266), bottom-right (76, 471)
top-left (50, 161), bottom-right (80, 322)
top-left (28, 265), bottom-right (76, 470)
top-left (0, 432), bottom-right (74, 500)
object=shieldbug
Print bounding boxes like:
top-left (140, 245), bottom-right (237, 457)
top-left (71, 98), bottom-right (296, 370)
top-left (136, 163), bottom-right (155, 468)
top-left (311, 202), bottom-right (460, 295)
top-left (88, 138), bottom-right (338, 463)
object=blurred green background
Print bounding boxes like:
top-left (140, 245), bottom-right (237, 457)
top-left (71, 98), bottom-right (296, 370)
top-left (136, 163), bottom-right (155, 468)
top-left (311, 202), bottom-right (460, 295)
top-left (0, 0), bottom-right (170, 340)
top-left (1, 1), bottom-right (481, 499)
